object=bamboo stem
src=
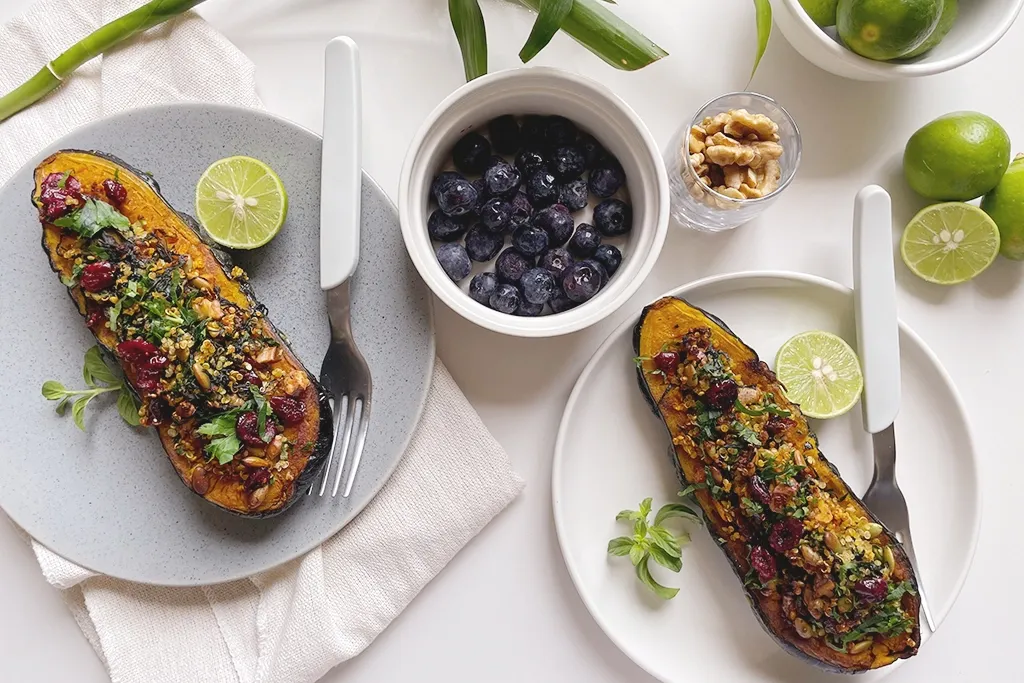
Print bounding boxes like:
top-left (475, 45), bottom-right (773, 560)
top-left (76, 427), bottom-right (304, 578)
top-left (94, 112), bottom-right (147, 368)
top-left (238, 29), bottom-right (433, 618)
top-left (0, 0), bottom-right (207, 123)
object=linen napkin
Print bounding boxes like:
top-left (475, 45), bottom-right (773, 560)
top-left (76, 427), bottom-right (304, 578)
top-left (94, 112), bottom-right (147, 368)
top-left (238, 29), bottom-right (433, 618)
top-left (0, 3), bottom-right (525, 682)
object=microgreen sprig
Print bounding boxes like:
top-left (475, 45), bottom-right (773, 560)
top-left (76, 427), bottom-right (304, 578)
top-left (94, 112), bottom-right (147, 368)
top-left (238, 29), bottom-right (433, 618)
top-left (42, 346), bottom-right (140, 430)
top-left (607, 497), bottom-right (700, 600)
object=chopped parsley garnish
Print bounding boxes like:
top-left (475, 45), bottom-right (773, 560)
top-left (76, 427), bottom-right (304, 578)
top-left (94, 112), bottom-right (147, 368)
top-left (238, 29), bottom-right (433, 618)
top-left (759, 453), bottom-right (802, 482)
top-left (734, 398), bottom-right (791, 418)
top-left (696, 349), bottom-right (730, 382)
top-left (732, 420), bottom-right (762, 447)
top-left (694, 401), bottom-right (722, 442)
top-left (53, 198), bottom-right (131, 238)
top-left (197, 409), bottom-right (243, 464)
top-left (740, 496), bottom-right (763, 517)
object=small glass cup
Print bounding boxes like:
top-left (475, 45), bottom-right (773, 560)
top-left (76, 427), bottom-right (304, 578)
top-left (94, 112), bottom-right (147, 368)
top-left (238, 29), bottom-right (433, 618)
top-left (665, 92), bottom-right (802, 232)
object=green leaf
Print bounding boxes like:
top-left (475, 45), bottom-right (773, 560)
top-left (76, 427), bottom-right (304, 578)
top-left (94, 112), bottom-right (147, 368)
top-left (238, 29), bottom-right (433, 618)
top-left (117, 386), bottom-right (141, 426)
top-left (107, 298), bottom-right (123, 332)
top-left (628, 543), bottom-right (646, 567)
top-left (635, 557), bottom-right (679, 599)
top-left (638, 497), bottom-right (652, 519)
top-left (520, 0), bottom-right (574, 63)
top-left (751, 0), bottom-right (772, 79)
top-left (648, 543), bottom-right (682, 572)
top-left (647, 526), bottom-right (682, 558)
top-left (197, 410), bottom-right (240, 438)
top-left (448, 0), bottom-right (488, 81)
top-left (607, 536), bottom-right (634, 556)
top-left (83, 346), bottom-right (118, 387)
top-left (732, 420), bottom-right (763, 447)
top-left (55, 397), bottom-right (71, 416)
top-left (518, 0), bottom-right (666, 72)
top-left (206, 434), bottom-right (241, 465)
top-left (42, 380), bottom-right (67, 400)
top-left (250, 386), bottom-right (271, 442)
top-left (678, 482), bottom-right (707, 499)
top-left (53, 198), bottom-right (131, 238)
top-left (615, 509), bottom-right (637, 522)
top-left (71, 396), bottom-right (90, 431)
top-left (633, 517), bottom-right (648, 539)
top-left (654, 502), bottom-right (701, 526)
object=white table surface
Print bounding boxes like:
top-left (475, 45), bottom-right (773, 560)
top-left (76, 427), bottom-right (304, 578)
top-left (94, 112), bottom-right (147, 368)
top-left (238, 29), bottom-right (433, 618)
top-left (1, 1), bottom-right (1020, 681)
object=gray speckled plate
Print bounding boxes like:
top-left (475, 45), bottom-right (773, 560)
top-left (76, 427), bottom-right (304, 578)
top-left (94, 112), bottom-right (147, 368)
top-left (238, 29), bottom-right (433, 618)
top-left (0, 104), bottom-right (434, 585)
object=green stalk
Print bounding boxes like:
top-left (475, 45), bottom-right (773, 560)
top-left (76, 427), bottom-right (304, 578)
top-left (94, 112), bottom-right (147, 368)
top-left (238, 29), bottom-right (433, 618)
top-left (0, 0), bottom-right (207, 123)
top-left (518, 0), bottom-right (667, 71)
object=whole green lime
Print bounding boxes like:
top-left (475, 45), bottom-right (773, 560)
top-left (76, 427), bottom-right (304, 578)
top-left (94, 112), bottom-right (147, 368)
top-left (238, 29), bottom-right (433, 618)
top-left (981, 154), bottom-right (1024, 260)
top-left (902, 0), bottom-right (958, 58)
top-left (800, 0), bottom-right (839, 27)
top-left (903, 112), bottom-right (1011, 201)
top-left (837, 0), bottom-right (941, 61)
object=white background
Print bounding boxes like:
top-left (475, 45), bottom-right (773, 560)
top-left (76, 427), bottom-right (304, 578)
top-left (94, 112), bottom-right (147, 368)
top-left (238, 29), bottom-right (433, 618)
top-left (0, 1), bottom-right (1020, 681)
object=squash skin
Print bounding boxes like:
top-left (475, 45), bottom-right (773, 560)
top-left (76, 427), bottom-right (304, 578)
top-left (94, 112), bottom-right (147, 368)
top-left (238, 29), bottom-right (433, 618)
top-left (33, 150), bottom-right (331, 517)
top-left (633, 296), bottom-right (920, 673)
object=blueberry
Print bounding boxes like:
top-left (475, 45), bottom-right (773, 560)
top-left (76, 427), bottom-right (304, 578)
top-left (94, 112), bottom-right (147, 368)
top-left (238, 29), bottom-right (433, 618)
top-left (588, 160), bottom-right (625, 198)
top-left (435, 175), bottom-right (478, 216)
top-left (559, 179), bottom-right (588, 212)
top-left (567, 223), bottom-right (601, 257)
top-left (521, 115), bottom-right (547, 148)
top-left (515, 148), bottom-right (547, 177)
top-left (562, 261), bottom-right (603, 303)
top-left (472, 178), bottom-right (487, 210)
top-left (453, 132), bottom-right (491, 175)
top-left (520, 267), bottom-right (557, 305)
top-left (465, 225), bottom-right (504, 262)
top-left (436, 243), bottom-right (472, 281)
top-left (512, 225), bottom-right (550, 257)
top-left (577, 132), bottom-right (605, 169)
top-left (539, 247), bottom-right (575, 279)
top-left (580, 258), bottom-right (609, 287)
top-left (532, 204), bottom-right (573, 246)
top-left (469, 272), bottom-right (498, 305)
top-left (495, 248), bottom-right (532, 284)
top-left (550, 146), bottom-right (586, 182)
top-left (509, 192), bottom-right (533, 230)
top-left (479, 197), bottom-right (512, 233)
top-left (593, 198), bottom-right (633, 236)
top-left (428, 209), bottom-right (468, 242)
top-left (515, 300), bottom-right (544, 316)
top-left (525, 169), bottom-right (559, 208)
top-left (431, 171), bottom-right (461, 199)
top-left (489, 283), bottom-right (521, 314)
top-left (489, 115), bottom-right (521, 155)
top-left (593, 243), bottom-right (622, 276)
top-left (550, 292), bottom-right (577, 313)
top-left (544, 116), bottom-right (578, 148)
top-left (483, 157), bottom-right (521, 197)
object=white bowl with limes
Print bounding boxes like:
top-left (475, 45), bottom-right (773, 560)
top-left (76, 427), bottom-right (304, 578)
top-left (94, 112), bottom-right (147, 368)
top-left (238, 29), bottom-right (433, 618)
top-left (774, 0), bottom-right (1024, 81)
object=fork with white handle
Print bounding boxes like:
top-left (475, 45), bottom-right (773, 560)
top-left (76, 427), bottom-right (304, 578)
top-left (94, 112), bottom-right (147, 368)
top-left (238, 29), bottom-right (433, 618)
top-left (311, 36), bottom-right (372, 498)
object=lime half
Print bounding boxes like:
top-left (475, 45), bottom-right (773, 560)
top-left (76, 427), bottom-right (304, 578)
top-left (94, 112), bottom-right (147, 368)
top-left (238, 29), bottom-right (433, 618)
top-left (774, 331), bottom-right (864, 419)
top-left (900, 202), bottom-right (1000, 284)
top-left (195, 156), bottom-right (288, 249)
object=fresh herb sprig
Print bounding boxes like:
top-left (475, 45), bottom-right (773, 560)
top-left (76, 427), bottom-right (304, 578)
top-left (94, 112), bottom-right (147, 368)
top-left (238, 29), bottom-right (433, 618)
top-left (41, 346), bottom-right (140, 430)
top-left (607, 497), bottom-right (700, 600)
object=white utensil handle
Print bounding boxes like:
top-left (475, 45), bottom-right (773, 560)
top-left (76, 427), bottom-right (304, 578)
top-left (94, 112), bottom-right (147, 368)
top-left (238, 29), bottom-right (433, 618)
top-left (853, 185), bottom-right (901, 433)
top-left (320, 36), bottom-right (362, 290)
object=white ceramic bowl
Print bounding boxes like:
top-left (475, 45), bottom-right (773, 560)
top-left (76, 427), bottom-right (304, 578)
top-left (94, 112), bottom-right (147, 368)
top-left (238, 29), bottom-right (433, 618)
top-left (774, 0), bottom-right (1023, 81)
top-left (398, 67), bottom-right (669, 338)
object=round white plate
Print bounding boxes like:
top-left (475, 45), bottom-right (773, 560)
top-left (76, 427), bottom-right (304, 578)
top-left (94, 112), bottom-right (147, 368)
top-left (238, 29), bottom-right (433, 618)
top-left (552, 272), bottom-right (980, 683)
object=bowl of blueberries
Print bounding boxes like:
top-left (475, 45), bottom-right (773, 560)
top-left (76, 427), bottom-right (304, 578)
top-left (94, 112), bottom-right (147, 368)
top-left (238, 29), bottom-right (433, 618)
top-left (398, 67), bottom-right (669, 337)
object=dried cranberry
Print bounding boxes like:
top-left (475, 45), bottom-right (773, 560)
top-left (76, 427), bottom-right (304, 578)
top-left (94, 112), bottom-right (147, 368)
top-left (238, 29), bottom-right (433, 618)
top-left (85, 304), bottom-right (107, 328)
top-left (240, 368), bottom-right (261, 386)
top-left (705, 379), bottom-right (739, 410)
top-left (653, 351), bottom-right (679, 374)
top-left (768, 518), bottom-right (804, 553)
top-left (117, 339), bottom-right (160, 363)
top-left (143, 397), bottom-right (171, 426)
top-left (80, 261), bottom-right (116, 292)
top-left (102, 178), bottom-right (127, 205)
top-left (853, 577), bottom-right (888, 604)
top-left (116, 339), bottom-right (168, 395)
top-left (769, 482), bottom-right (798, 513)
top-left (766, 416), bottom-right (796, 438)
top-left (750, 546), bottom-right (777, 584)
top-left (247, 468), bottom-right (271, 491)
top-left (269, 395), bottom-right (305, 426)
top-left (38, 172), bottom-right (83, 220)
top-left (236, 411), bottom-right (275, 446)
top-left (749, 474), bottom-right (771, 505)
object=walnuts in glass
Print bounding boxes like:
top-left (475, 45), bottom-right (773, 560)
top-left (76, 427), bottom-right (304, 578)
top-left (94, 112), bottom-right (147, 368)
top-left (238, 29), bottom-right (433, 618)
top-left (686, 109), bottom-right (783, 200)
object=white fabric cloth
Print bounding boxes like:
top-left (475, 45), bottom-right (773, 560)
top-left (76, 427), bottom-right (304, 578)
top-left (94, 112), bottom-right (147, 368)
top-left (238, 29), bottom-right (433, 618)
top-left (0, 3), bottom-right (525, 682)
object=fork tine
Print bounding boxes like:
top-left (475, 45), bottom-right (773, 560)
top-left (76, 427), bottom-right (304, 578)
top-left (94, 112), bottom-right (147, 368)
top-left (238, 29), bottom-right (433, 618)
top-left (315, 394), bottom-right (348, 496)
top-left (341, 399), bottom-right (370, 497)
top-left (332, 397), bottom-right (363, 496)
top-left (324, 394), bottom-right (356, 496)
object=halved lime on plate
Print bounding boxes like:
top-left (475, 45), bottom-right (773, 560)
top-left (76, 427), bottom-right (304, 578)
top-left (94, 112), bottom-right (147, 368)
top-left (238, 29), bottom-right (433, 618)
top-left (195, 156), bottom-right (288, 249)
top-left (900, 202), bottom-right (1000, 285)
top-left (774, 331), bottom-right (863, 419)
